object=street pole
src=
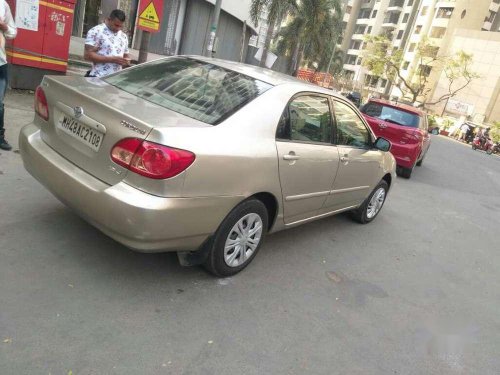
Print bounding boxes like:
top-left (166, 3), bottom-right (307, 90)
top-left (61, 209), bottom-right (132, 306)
top-left (206, 0), bottom-right (222, 57)
top-left (138, 30), bottom-right (151, 64)
top-left (322, 39), bottom-right (337, 87)
top-left (239, 20), bottom-right (247, 63)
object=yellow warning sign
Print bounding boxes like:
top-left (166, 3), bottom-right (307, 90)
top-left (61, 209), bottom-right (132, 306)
top-left (139, 2), bottom-right (159, 23)
top-left (138, 18), bottom-right (160, 31)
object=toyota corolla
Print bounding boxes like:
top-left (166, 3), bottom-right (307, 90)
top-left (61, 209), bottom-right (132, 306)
top-left (20, 57), bottom-right (396, 276)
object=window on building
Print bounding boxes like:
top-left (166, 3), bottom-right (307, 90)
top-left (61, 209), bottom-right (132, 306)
top-left (415, 25), bottom-right (422, 34)
top-left (403, 61), bottom-right (410, 70)
top-left (355, 25), bottom-right (367, 34)
top-left (346, 6), bottom-right (352, 14)
top-left (359, 9), bottom-right (371, 18)
top-left (430, 26), bottom-right (446, 38)
top-left (421, 6), bottom-right (428, 16)
top-left (408, 43), bottom-right (416, 52)
top-left (436, 7), bottom-right (454, 18)
top-left (356, 57), bottom-right (363, 65)
top-left (350, 41), bottom-right (362, 49)
top-left (397, 30), bottom-right (404, 39)
top-left (380, 79), bottom-right (388, 88)
top-left (372, 10), bottom-right (378, 18)
top-left (402, 13), bottom-right (409, 22)
top-left (367, 26), bottom-right (372, 33)
top-left (408, 0), bottom-right (414, 6)
top-left (346, 55), bottom-right (357, 65)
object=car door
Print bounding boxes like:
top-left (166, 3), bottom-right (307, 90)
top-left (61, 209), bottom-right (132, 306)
top-left (276, 94), bottom-right (340, 224)
top-left (321, 99), bottom-right (384, 212)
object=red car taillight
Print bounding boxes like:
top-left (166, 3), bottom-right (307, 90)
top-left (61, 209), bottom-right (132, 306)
top-left (111, 138), bottom-right (196, 179)
top-left (34, 86), bottom-right (49, 121)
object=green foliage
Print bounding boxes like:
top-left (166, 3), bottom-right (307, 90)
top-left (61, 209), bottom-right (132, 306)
top-left (491, 121), bottom-right (500, 143)
top-left (275, 0), bottom-right (343, 73)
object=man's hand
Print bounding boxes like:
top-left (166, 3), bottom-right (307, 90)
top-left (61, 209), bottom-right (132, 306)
top-left (0, 22), bottom-right (8, 33)
top-left (111, 56), bottom-right (130, 66)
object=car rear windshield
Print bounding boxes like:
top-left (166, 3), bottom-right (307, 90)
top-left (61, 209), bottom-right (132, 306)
top-left (361, 102), bottom-right (420, 128)
top-left (104, 58), bottom-right (273, 125)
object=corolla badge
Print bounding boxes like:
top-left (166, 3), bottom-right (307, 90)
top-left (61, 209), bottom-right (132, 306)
top-left (73, 106), bottom-right (84, 119)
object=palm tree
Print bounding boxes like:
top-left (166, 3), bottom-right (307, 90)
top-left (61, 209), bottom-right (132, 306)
top-left (250, 0), bottom-right (297, 68)
top-left (276, 0), bottom-right (342, 75)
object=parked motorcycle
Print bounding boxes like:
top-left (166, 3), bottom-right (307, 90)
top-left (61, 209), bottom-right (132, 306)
top-left (472, 136), bottom-right (494, 155)
top-left (492, 142), bottom-right (500, 154)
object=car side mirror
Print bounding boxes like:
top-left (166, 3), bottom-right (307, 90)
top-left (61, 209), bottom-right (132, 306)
top-left (374, 137), bottom-right (391, 152)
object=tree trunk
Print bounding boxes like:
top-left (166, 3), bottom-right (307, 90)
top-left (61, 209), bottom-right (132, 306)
top-left (293, 45), bottom-right (306, 77)
top-left (260, 18), bottom-right (276, 68)
top-left (289, 41), bottom-right (301, 75)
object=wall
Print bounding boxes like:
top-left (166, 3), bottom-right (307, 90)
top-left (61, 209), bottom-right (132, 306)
top-left (429, 29), bottom-right (500, 123)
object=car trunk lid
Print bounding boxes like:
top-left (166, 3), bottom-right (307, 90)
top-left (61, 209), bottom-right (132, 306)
top-left (38, 76), bottom-right (208, 186)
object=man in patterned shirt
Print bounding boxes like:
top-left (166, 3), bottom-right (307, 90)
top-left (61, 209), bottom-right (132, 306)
top-left (84, 9), bottom-right (131, 78)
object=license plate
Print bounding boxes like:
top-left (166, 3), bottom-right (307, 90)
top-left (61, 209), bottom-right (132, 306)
top-left (58, 115), bottom-right (104, 152)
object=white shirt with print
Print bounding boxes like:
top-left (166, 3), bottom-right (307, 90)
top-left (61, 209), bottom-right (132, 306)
top-left (0, 0), bottom-right (17, 66)
top-left (85, 23), bottom-right (129, 77)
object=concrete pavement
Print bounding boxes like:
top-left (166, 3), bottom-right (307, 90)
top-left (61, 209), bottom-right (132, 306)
top-left (1, 90), bottom-right (500, 374)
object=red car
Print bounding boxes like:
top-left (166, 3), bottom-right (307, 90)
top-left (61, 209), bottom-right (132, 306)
top-left (360, 99), bottom-right (430, 179)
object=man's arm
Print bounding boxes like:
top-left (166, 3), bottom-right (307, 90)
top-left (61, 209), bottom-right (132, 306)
top-left (84, 44), bottom-right (128, 66)
top-left (0, 3), bottom-right (17, 39)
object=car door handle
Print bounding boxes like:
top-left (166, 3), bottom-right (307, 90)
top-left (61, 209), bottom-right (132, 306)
top-left (378, 123), bottom-right (387, 129)
top-left (283, 153), bottom-right (300, 161)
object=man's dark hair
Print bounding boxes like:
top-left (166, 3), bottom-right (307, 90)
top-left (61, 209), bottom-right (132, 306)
top-left (109, 9), bottom-right (126, 22)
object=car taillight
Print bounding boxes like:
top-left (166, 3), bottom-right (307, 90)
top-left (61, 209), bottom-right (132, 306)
top-left (35, 86), bottom-right (49, 121)
top-left (111, 138), bottom-right (195, 179)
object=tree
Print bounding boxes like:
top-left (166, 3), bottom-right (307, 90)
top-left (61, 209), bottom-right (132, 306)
top-left (275, 0), bottom-right (342, 75)
top-left (425, 51), bottom-right (480, 113)
top-left (362, 36), bottom-right (441, 104)
top-left (250, 0), bottom-right (297, 68)
top-left (490, 121), bottom-right (500, 143)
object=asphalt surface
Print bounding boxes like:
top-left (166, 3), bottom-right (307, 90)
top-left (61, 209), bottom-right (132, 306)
top-left (1, 90), bottom-right (500, 374)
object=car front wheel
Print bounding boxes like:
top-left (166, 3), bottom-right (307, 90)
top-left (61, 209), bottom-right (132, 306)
top-left (351, 180), bottom-right (389, 224)
top-left (203, 199), bottom-right (268, 277)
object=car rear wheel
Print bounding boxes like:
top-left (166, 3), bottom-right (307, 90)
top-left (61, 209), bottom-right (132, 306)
top-left (397, 165), bottom-right (413, 179)
top-left (351, 181), bottom-right (389, 224)
top-left (203, 199), bottom-right (268, 277)
top-left (416, 153), bottom-right (425, 167)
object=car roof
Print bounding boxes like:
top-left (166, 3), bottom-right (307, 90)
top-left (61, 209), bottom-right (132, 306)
top-left (367, 98), bottom-right (425, 116)
top-left (183, 55), bottom-right (346, 98)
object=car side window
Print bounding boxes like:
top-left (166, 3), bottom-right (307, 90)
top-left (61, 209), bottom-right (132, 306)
top-left (333, 101), bottom-right (372, 149)
top-left (277, 95), bottom-right (333, 143)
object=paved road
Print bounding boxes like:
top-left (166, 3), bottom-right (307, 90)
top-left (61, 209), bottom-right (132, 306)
top-left (1, 90), bottom-right (500, 374)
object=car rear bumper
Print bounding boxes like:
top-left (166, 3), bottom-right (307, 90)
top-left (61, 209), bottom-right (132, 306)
top-left (390, 143), bottom-right (421, 169)
top-left (19, 124), bottom-right (244, 252)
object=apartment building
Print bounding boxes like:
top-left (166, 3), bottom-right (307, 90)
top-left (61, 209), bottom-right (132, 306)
top-left (392, 0), bottom-right (494, 100)
top-left (482, 0), bottom-right (500, 32)
top-left (340, 0), bottom-right (422, 93)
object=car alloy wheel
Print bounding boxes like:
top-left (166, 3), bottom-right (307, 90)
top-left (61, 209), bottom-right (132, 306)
top-left (366, 187), bottom-right (386, 219)
top-left (224, 213), bottom-right (263, 268)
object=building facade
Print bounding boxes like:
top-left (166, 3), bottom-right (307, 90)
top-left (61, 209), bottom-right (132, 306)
top-left (72, 0), bottom-right (258, 62)
top-left (340, 0), bottom-right (422, 94)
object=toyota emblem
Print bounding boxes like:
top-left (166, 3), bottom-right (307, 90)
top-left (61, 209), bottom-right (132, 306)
top-left (74, 106), bottom-right (84, 119)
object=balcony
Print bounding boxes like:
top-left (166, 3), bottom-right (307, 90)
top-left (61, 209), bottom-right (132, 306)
top-left (490, 1), bottom-right (500, 13)
top-left (432, 17), bottom-right (451, 28)
top-left (352, 33), bottom-right (365, 40)
top-left (343, 13), bottom-right (350, 22)
top-left (436, 1), bottom-right (457, 8)
top-left (382, 15), bottom-right (400, 28)
top-left (356, 18), bottom-right (371, 25)
top-left (388, 0), bottom-right (404, 11)
top-left (347, 49), bottom-right (362, 56)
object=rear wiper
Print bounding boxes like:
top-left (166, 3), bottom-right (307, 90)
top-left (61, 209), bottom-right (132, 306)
top-left (382, 118), bottom-right (405, 126)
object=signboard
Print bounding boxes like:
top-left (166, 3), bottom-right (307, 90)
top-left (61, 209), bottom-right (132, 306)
top-left (446, 99), bottom-right (474, 116)
top-left (15, 0), bottom-right (39, 31)
top-left (137, 0), bottom-right (163, 33)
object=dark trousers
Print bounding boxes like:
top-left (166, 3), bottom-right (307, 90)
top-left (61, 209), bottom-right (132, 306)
top-left (0, 64), bottom-right (7, 137)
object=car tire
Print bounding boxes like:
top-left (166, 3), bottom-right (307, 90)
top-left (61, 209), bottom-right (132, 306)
top-left (397, 165), bottom-right (413, 179)
top-left (351, 180), bottom-right (389, 224)
top-left (472, 144), bottom-right (477, 150)
top-left (203, 199), bottom-right (268, 277)
top-left (416, 153), bottom-right (425, 167)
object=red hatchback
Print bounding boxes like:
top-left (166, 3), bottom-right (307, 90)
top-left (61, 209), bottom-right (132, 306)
top-left (360, 99), bottom-right (430, 178)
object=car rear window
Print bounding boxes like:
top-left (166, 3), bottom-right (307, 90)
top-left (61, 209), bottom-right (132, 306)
top-left (104, 58), bottom-right (273, 125)
top-left (361, 102), bottom-right (420, 128)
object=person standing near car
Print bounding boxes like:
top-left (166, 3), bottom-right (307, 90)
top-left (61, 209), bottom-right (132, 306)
top-left (458, 123), bottom-right (469, 141)
top-left (84, 9), bottom-right (131, 78)
top-left (0, 0), bottom-right (17, 151)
